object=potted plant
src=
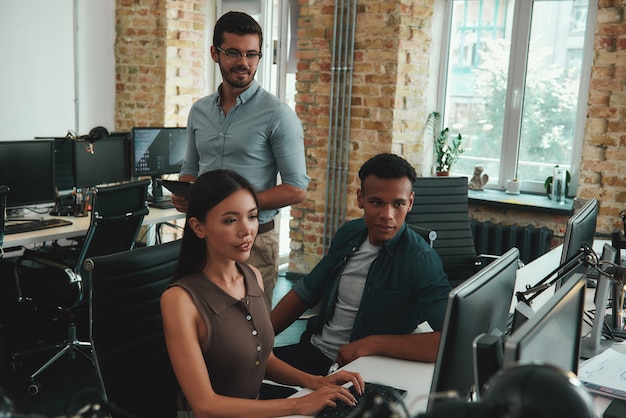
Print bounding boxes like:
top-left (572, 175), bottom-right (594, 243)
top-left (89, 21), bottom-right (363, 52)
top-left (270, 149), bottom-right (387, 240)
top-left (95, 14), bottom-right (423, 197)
top-left (427, 111), bottom-right (464, 175)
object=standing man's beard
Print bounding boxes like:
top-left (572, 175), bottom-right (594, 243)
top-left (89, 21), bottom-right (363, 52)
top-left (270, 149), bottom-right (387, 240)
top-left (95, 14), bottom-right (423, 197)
top-left (220, 63), bottom-right (256, 89)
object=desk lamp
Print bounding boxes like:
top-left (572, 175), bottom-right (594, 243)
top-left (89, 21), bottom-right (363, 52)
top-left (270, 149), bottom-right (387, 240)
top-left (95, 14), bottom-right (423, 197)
top-left (516, 243), bottom-right (625, 307)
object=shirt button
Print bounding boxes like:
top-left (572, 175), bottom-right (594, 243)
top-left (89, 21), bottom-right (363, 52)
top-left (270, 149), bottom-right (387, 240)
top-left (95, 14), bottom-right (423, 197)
top-left (246, 315), bottom-right (252, 321)
top-left (252, 330), bottom-right (258, 336)
top-left (256, 346), bottom-right (262, 352)
top-left (255, 360), bottom-right (260, 366)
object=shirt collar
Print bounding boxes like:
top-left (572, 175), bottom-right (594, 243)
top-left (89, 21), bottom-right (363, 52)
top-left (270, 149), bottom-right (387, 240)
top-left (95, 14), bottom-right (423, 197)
top-left (216, 80), bottom-right (259, 106)
top-left (381, 223), bottom-right (407, 256)
top-left (348, 221), bottom-right (407, 257)
top-left (203, 262), bottom-right (264, 314)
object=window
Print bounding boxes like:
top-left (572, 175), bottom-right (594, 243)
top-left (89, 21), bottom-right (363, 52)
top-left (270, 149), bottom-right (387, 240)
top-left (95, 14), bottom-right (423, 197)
top-left (439, 0), bottom-right (595, 194)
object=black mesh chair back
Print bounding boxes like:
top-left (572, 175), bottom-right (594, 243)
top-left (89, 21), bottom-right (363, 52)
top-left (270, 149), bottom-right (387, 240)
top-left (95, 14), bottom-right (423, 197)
top-left (79, 179), bottom-right (151, 266)
top-left (0, 185), bottom-right (8, 257)
top-left (406, 176), bottom-right (478, 288)
top-left (84, 239), bottom-right (181, 418)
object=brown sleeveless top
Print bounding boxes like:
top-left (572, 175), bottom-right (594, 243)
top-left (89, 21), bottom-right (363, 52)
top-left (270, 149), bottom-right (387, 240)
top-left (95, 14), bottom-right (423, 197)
top-left (170, 262), bottom-right (274, 399)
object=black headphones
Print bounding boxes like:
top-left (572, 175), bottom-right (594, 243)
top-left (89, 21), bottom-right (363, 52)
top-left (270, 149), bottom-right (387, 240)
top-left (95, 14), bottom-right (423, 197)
top-left (79, 126), bottom-right (110, 143)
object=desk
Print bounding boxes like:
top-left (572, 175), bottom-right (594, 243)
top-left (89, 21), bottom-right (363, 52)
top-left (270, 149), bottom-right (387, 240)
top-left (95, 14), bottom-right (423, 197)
top-left (287, 356), bottom-right (435, 418)
top-left (3, 207), bottom-right (184, 249)
top-left (287, 239), bottom-right (621, 417)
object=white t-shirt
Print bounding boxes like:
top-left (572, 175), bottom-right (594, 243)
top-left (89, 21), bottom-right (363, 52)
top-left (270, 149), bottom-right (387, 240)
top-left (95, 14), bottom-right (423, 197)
top-left (310, 237), bottom-right (380, 360)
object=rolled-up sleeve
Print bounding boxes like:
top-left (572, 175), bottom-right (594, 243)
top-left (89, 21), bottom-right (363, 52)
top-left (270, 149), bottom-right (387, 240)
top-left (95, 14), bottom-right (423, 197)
top-left (269, 103), bottom-right (310, 191)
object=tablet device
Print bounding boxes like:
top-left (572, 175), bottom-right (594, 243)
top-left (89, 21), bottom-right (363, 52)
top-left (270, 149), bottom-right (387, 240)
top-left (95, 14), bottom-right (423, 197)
top-left (157, 179), bottom-right (193, 199)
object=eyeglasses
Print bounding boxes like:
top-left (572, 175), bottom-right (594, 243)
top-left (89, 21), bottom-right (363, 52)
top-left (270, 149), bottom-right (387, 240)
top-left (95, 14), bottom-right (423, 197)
top-left (216, 46), bottom-right (262, 64)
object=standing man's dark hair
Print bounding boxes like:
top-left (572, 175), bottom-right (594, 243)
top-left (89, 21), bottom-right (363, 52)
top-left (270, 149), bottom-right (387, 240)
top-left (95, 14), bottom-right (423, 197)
top-left (213, 11), bottom-right (263, 49)
top-left (358, 153), bottom-right (418, 185)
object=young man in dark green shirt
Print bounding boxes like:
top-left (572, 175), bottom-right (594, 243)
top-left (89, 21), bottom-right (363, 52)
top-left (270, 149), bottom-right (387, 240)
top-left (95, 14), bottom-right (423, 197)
top-left (271, 153), bottom-right (451, 376)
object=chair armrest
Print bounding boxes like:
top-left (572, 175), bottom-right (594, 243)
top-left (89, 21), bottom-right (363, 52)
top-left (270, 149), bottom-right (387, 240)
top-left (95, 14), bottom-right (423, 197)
top-left (407, 224), bottom-right (437, 248)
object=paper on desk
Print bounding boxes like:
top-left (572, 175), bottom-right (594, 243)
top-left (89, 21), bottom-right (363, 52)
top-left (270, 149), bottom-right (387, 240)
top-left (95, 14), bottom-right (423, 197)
top-left (578, 348), bottom-right (626, 400)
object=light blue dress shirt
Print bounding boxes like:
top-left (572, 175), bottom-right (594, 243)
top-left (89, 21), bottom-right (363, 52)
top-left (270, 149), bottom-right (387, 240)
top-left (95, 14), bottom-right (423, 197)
top-left (181, 80), bottom-right (310, 224)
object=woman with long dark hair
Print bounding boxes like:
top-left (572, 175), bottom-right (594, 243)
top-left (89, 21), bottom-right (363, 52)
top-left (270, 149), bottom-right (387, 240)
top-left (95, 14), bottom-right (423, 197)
top-left (161, 169), bottom-right (363, 417)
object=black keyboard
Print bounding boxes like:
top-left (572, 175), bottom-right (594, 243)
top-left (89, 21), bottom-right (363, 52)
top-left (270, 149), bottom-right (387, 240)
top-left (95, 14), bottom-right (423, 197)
top-left (315, 382), bottom-right (407, 418)
top-left (5, 218), bottom-right (73, 235)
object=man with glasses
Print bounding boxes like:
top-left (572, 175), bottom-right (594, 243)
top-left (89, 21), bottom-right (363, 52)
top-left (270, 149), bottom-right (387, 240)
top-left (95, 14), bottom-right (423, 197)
top-left (173, 11), bottom-right (309, 305)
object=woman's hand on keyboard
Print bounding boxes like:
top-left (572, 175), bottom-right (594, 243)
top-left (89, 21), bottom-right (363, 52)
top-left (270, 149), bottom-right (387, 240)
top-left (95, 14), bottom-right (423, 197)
top-left (320, 370), bottom-right (365, 395)
top-left (296, 384), bottom-right (358, 416)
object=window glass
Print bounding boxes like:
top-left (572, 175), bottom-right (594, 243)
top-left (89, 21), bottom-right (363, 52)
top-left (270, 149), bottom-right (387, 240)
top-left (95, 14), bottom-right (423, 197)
top-left (441, 0), bottom-right (591, 193)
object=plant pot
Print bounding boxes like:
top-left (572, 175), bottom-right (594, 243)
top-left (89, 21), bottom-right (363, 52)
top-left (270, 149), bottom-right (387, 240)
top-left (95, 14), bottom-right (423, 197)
top-left (436, 171), bottom-right (450, 177)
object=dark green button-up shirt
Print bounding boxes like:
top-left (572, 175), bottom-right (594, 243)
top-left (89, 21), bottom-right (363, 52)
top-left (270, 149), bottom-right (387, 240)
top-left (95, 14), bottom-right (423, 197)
top-left (293, 218), bottom-right (451, 342)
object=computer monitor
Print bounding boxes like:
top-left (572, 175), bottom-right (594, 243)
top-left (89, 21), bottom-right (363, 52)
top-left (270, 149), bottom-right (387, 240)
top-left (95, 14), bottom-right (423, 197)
top-left (558, 198), bottom-right (598, 286)
top-left (428, 247), bottom-right (520, 411)
top-left (0, 140), bottom-right (56, 211)
top-left (131, 127), bottom-right (187, 202)
top-left (74, 132), bottom-right (131, 188)
top-left (502, 269), bottom-right (586, 374)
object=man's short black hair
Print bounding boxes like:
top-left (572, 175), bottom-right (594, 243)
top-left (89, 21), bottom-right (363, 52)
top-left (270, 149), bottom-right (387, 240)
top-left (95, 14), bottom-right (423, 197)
top-left (358, 153), bottom-right (417, 185)
top-left (213, 11), bottom-right (263, 49)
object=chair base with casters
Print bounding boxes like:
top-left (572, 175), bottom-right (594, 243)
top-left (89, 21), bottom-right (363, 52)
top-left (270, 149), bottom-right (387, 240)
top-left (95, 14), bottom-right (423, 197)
top-left (10, 255), bottom-right (93, 395)
top-left (10, 321), bottom-right (91, 396)
top-left (9, 180), bottom-right (150, 395)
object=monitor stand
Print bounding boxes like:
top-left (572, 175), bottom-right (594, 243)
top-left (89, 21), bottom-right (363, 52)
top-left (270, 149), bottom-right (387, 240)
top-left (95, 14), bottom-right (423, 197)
top-left (606, 278), bottom-right (626, 338)
top-left (148, 177), bottom-right (173, 209)
top-left (581, 246), bottom-right (624, 358)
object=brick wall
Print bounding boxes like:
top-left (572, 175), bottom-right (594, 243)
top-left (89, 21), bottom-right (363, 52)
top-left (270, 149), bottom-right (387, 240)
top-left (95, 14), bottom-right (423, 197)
top-left (114, 0), bottom-right (205, 130)
top-left (578, 0), bottom-right (626, 233)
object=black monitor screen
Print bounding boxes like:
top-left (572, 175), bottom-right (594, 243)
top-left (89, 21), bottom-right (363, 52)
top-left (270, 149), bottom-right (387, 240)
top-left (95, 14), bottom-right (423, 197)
top-left (74, 133), bottom-right (130, 188)
top-left (428, 247), bottom-right (519, 410)
top-left (503, 270), bottom-right (586, 374)
top-left (558, 198), bottom-right (598, 285)
top-left (131, 127), bottom-right (187, 177)
top-left (0, 140), bottom-right (56, 209)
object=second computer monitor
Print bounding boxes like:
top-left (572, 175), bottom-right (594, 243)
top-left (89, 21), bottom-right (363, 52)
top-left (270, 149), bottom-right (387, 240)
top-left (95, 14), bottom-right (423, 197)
top-left (428, 247), bottom-right (519, 411)
top-left (558, 197), bottom-right (598, 286)
top-left (503, 269), bottom-right (586, 374)
top-left (131, 127), bottom-right (187, 178)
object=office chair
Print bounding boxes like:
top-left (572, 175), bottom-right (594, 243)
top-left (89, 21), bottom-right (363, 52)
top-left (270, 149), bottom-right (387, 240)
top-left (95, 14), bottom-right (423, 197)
top-left (84, 239), bottom-right (181, 417)
top-left (406, 176), bottom-right (490, 288)
top-left (11, 179), bottom-right (150, 395)
top-left (0, 185), bottom-right (8, 258)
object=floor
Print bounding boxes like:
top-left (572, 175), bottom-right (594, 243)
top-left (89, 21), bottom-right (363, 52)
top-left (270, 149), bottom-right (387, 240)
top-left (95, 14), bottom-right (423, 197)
top-left (0, 263), bottom-right (306, 417)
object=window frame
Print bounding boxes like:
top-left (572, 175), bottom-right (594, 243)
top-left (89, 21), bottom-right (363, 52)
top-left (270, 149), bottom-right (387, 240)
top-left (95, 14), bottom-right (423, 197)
top-left (436, 0), bottom-right (597, 195)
